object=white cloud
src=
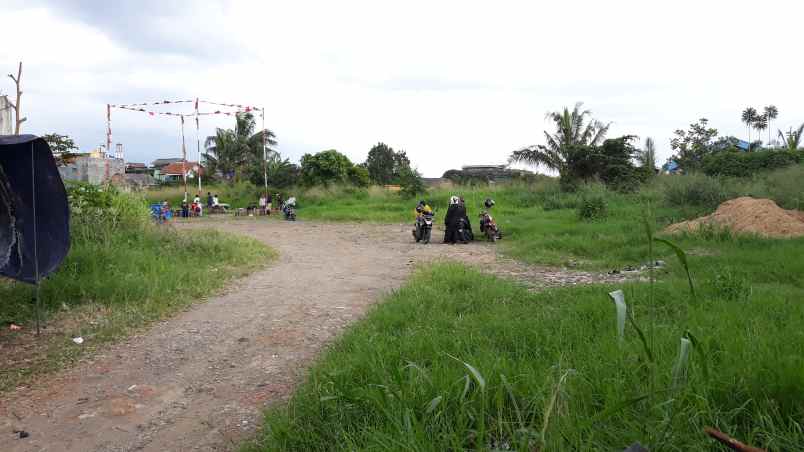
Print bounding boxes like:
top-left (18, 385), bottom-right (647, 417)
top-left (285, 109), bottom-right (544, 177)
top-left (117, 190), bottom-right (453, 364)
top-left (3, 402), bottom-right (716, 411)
top-left (2, 0), bottom-right (803, 175)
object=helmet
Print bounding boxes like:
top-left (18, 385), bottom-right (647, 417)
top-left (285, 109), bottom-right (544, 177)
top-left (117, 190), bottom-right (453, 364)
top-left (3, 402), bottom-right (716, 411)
top-left (416, 205), bottom-right (423, 213)
top-left (484, 198), bottom-right (495, 208)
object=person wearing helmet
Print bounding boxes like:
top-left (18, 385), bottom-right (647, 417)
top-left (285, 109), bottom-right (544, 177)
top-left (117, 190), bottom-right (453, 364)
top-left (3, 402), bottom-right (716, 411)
top-left (444, 195), bottom-right (467, 244)
top-left (414, 200), bottom-right (433, 218)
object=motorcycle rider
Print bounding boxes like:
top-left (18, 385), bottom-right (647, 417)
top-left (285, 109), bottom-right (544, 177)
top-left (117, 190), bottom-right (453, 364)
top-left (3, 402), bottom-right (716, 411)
top-left (444, 196), bottom-right (468, 244)
top-left (480, 198), bottom-right (495, 233)
top-left (413, 200), bottom-right (433, 241)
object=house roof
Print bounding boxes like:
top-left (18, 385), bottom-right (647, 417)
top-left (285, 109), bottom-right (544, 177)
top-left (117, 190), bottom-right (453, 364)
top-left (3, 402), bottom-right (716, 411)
top-left (161, 161), bottom-right (204, 176)
top-left (152, 158), bottom-right (183, 167)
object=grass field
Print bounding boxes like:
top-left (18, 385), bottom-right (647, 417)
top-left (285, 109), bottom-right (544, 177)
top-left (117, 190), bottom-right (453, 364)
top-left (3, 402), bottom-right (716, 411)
top-left (242, 167), bottom-right (804, 451)
top-left (0, 186), bottom-right (274, 392)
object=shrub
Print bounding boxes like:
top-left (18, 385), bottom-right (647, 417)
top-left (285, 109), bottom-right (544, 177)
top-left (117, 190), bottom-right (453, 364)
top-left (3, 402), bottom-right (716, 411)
top-left (399, 166), bottom-right (426, 198)
top-left (762, 164), bottom-right (804, 210)
top-left (710, 268), bottom-right (752, 302)
top-left (702, 150), bottom-right (801, 177)
top-left (661, 173), bottom-right (732, 211)
top-left (577, 193), bottom-right (607, 221)
top-left (347, 165), bottom-right (370, 188)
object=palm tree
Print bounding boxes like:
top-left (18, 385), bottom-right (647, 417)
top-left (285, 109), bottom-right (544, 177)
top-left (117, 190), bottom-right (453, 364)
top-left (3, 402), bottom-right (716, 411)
top-left (753, 114), bottom-right (768, 149)
top-left (637, 137), bottom-right (657, 171)
top-left (777, 123), bottom-right (804, 151)
top-left (204, 112), bottom-right (277, 182)
top-left (764, 105), bottom-right (778, 146)
top-left (741, 107), bottom-right (758, 147)
top-left (510, 102), bottom-right (610, 175)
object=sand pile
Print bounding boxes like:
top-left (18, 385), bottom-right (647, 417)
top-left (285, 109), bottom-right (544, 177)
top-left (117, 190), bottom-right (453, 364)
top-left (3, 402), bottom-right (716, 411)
top-left (665, 197), bottom-right (804, 238)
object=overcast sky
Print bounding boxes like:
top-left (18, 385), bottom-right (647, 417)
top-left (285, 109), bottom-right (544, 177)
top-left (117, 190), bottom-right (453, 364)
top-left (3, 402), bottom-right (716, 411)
top-left (2, 0), bottom-right (803, 176)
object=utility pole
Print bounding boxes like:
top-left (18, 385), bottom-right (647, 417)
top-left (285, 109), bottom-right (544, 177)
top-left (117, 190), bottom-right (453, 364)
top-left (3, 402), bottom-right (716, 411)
top-left (7, 62), bottom-right (26, 134)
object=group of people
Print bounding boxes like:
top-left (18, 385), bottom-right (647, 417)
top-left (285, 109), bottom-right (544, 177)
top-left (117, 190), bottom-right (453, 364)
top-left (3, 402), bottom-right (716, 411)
top-left (180, 192), bottom-right (223, 218)
top-left (414, 195), bottom-right (498, 244)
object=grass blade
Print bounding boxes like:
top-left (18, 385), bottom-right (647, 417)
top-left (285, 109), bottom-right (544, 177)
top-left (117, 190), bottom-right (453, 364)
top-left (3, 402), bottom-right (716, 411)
top-left (654, 237), bottom-right (696, 300)
top-left (672, 337), bottom-right (692, 389)
top-left (608, 290), bottom-right (627, 342)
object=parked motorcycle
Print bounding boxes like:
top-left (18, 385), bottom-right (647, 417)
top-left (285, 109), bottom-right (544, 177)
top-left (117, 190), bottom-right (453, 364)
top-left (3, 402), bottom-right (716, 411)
top-left (413, 212), bottom-right (434, 244)
top-left (284, 205), bottom-right (297, 221)
top-left (479, 211), bottom-right (500, 242)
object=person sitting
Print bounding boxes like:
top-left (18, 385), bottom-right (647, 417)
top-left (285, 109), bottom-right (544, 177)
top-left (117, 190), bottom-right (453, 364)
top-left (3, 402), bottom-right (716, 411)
top-left (480, 198), bottom-right (495, 233)
top-left (212, 194), bottom-right (220, 207)
top-left (414, 200), bottom-right (433, 219)
top-left (458, 197), bottom-right (473, 241)
top-left (444, 196), bottom-right (467, 244)
top-left (193, 194), bottom-right (203, 217)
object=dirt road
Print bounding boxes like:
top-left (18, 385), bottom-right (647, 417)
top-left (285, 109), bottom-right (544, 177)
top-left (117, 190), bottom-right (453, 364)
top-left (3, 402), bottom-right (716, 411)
top-left (1, 220), bottom-right (624, 451)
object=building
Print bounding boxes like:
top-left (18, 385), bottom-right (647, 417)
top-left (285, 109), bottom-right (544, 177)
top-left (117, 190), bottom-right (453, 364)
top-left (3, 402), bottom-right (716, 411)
top-left (151, 158), bottom-right (183, 169)
top-left (156, 161), bottom-right (204, 183)
top-left (125, 162), bottom-right (149, 174)
top-left (443, 165), bottom-right (534, 183)
top-left (58, 149), bottom-right (125, 184)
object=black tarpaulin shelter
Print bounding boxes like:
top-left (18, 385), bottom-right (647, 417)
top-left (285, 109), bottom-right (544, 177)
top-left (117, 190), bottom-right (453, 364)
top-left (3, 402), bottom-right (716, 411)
top-left (0, 135), bottom-right (70, 284)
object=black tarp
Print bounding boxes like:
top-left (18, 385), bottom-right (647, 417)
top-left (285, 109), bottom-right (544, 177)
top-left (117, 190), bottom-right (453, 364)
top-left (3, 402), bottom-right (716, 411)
top-left (0, 135), bottom-right (70, 284)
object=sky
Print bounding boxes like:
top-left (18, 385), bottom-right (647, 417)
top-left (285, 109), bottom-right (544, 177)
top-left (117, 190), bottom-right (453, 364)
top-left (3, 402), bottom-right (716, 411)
top-left (2, 0), bottom-right (803, 177)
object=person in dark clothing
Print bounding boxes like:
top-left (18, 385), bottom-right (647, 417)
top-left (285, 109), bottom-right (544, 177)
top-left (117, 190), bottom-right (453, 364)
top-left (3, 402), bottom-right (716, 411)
top-left (206, 192), bottom-right (213, 208)
top-left (459, 197), bottom-right (473, 241)
top-left (444, 196), bottom-right (467, 244)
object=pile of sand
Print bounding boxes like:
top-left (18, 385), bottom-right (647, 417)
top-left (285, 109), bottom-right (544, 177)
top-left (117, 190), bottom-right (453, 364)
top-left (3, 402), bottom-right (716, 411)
top-left (665, 197), bottom-right (804, 238)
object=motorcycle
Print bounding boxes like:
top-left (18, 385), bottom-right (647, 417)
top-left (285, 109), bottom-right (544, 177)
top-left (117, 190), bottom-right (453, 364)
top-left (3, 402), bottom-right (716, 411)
top-left (283, 205), bottom-right (297, 221)
top-left (479, 211), bottom-right (500, 242)
top-left (413, 212), bottom-right (434, 244)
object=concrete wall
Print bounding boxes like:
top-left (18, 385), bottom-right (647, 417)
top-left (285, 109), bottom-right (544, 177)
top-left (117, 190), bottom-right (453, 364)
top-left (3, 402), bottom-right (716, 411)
top-left (59, 156), bottom-right (125, 185)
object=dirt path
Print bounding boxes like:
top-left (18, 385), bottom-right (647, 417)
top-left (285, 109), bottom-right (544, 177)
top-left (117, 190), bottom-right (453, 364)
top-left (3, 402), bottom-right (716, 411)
top-left (1, 220), bottom-right (627, 451)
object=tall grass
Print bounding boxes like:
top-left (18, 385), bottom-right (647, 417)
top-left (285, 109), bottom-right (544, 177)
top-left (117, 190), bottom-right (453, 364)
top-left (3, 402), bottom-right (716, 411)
top-left (0, 185), bottom-right (274, 391)
top-left (248, 260), bottom-right (804, 450)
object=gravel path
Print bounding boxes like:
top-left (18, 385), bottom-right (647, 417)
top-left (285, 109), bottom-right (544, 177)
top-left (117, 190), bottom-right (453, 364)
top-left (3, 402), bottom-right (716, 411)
top-left (0, 219), bottom-right (627, 451)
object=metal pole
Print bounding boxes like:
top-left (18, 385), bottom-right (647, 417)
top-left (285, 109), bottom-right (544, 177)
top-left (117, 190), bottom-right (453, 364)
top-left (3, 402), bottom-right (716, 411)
top-left (195, 98), bottom-right (202, 193)
top-left (30, 142), bottom-right (42, 335)
top-left (262, 109), bottom-right (268, 200)
top-left (106, 104), bottom-right (112, 159)
top-left (181, 115), bottom-right (188, 202)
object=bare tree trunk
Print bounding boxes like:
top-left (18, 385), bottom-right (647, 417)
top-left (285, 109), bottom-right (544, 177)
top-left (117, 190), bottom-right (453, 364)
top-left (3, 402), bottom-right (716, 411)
top-left (7, 62), bottom-right (24, 135)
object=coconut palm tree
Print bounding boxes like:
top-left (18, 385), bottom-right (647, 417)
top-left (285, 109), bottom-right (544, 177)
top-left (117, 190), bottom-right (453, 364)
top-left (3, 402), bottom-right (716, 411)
top-left (741, 107), bottom-right (758, 147)
top-left (764, 105), bottom-right (778, 146)
top-left (510, 102), bottom-right (610, 175)
top-left (777, 123), bottom-right (804, 151)
top-left (753, 114), bottom-right (768, 149)
top-left (204, 112), bottom-right (277, 182)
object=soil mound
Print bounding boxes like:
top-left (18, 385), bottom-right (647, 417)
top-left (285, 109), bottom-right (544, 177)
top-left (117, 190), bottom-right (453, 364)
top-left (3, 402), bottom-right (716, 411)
top-left (665, 197), bottom-right (804, 238)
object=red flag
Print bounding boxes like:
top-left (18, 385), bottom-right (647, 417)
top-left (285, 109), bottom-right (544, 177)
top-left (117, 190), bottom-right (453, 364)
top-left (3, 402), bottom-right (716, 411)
top-left (245, 106), bottom-right (251, 112)
top-left (195, 98), bottom-right (199, 110)
top-left (148, 111), bottom-right (155, 116)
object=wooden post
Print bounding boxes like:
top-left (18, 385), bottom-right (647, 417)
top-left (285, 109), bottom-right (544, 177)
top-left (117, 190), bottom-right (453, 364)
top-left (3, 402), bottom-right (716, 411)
top-left (7, 62), bottom-right (25, 135)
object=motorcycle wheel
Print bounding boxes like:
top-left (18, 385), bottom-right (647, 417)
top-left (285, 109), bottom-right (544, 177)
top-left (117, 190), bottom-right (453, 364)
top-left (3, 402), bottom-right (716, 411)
top-left (423, 228), bottom-right (431, 244)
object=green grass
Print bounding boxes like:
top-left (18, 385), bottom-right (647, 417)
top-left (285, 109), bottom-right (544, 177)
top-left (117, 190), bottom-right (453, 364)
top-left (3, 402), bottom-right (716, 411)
top-left (0, 189), bottom-right (275, 391)
top-left (242, 168), bottom-right (804, 451)
top-left (248, 256), bottom-right (804, 451)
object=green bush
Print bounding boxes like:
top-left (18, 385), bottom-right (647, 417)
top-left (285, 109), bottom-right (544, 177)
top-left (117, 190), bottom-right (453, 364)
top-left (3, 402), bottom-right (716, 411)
top-left (761, 165), bottom-right (804, 210)
top-left (661, 173), bottom-right (733, 211)
top-left (702, 150), bottom-right (802, 177)
top-left (577, 193), bottom-right (607, 221)
top-left (709, 267), bottom-right (752, 302)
